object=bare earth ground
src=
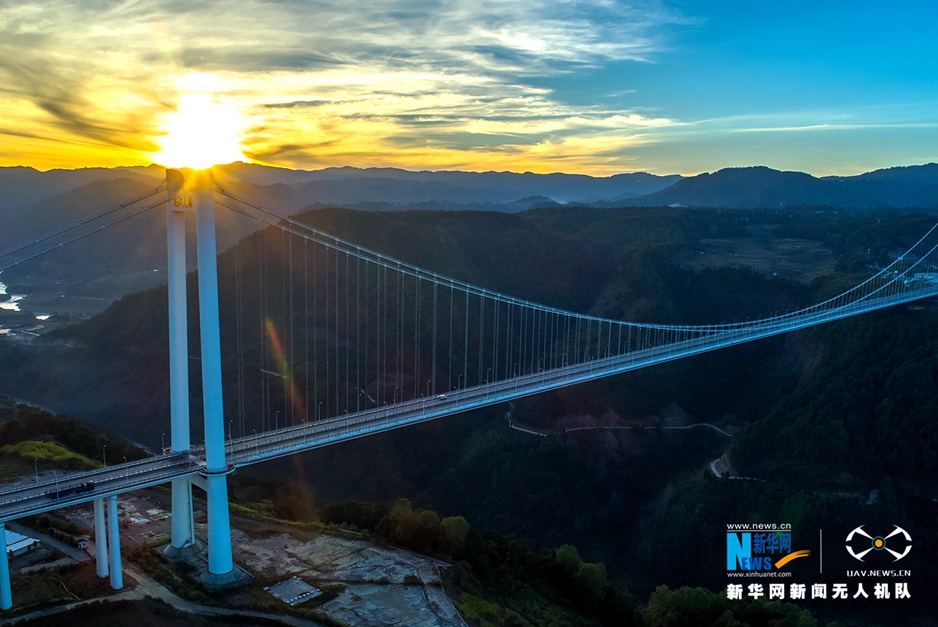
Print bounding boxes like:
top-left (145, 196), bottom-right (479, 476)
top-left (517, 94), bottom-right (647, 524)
top-left (2, 489), bottom-right (467, 627)
top-left (681, 228), bottom-right (835, 283)
top-left (235, 529), bottom-right (463, 627)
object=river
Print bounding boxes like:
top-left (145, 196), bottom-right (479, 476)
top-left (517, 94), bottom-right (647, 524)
top-left (0, 280), bottom-right (24, 313)
top-left (0, 280), bottom-right (47, 335)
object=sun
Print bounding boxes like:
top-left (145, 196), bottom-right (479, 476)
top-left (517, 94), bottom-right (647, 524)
top-left (152, 94), bottom-right (247, 170)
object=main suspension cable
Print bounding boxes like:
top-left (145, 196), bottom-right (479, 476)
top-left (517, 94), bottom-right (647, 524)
top-left (0, 184), bottom-right (165, 261)
top-left (0, 200), bottom-right (165, 273)
top-left (214, 189), bottom-right (938, 335)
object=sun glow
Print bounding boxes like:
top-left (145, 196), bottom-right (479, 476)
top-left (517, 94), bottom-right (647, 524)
top-left (152, 93), bottom-right (247, 169)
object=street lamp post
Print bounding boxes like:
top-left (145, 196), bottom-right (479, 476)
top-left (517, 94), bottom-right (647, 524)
top-left (253, 429), bottom-right (258, 456)
top-left (103, 445), bottom-right (107, 469)
top-left (34, 459), bottom-right (39, 485)
top-left (53, 470), bottom-right (58, 499)
top-left (161, 432), bottom-right (165, 452)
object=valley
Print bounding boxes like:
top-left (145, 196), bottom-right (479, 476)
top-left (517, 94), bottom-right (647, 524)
top-left (2, 168), bottom-right (938, 626)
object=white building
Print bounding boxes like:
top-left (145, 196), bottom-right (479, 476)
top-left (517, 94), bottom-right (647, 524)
top-left (5, 530), bottom-right (39, 557)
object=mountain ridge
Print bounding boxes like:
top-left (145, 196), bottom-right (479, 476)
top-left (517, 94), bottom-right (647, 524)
top-left (7, 161), bottom-right (938, 213)
top-left (631, 163), bottom-right (938, 209)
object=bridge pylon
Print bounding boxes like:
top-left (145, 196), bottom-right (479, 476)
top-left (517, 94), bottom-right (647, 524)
top-left (191, 168), bottom-right (236, 587)
top-left (163, 168), bottom-right (203, 560)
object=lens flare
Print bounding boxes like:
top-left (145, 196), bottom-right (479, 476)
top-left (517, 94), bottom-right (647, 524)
top-left (265, 318), bottom-right (307, 419)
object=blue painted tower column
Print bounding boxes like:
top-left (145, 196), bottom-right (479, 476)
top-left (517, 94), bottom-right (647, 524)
top-left (164, 168), bottom-right (200, 560)
top-left (193, 169), bottom-right (235, 585)
top-left (107, 495), bottom-right (123, 589)
top-left (0, 522), bottom-right (12, 610)
top-left (93, 497), bottom-right (109, 577)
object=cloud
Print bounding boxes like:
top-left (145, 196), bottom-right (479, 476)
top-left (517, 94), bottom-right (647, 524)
top-left (0, 0), bottom-right (692, 172)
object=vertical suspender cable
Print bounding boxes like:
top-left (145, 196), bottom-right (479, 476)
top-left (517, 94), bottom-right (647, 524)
top-left (260, 231), bottom-right (267, 431)
top-left (363, 258), bottom-right (369, 410)
top-left (493, 298), bottom-right (499, 384)
top-left (506, 303), bottom-right (512, 379)
top-left (463, 289), bottom-right (469, 389)
top-left (345, 251), bottom-right (350, 414)
top-left (313, 238), bottom-right (319, 420)
top-left (325, 247), bottom-right (331, 419)
top-left (334, 248), bottom-right (339, 416)
top-left (397, 267), bottom-right (401, 400)
top-left (304, 239), bottom-right (309, 423)
top-left (414, 275), bottom-right (420, 398)
top-left (375, 264), bottom-right (376, 407)
top-left (478, 295), bottom-right (485, 384)
top-left (236, 240), bottom-right (244, 437)
top-left (282, 229), bottom-right (288, 425)
top-left (448, 283), bottom-right (454, 392)
top-left (518, 305), bottom-right (528, 374)
top-left (357, 254), bottom-right (361, 412)
top-left (289, 233), bottom-right (294, 425)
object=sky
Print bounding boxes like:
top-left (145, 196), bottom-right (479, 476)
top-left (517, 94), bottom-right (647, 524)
top-left (1, 0), bottom-right (936, 176)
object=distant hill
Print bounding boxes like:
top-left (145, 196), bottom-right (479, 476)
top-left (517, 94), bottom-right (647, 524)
top-left (3, 160), bottom-right (938, 323)
top-left (0, 165), bottom-right (163, 218)
top-left (0, 162), bottom-right (681, 261)
top-left (0, 163), bottom-right (680, 315)
top-left (631, 164), bottom-right (938, 209)
top-left (210, 162), bottom-right (682, 204)
top-left (0, 177), bottom-right (273, 302)
top-left (823, 163), bottom-right (938, 208)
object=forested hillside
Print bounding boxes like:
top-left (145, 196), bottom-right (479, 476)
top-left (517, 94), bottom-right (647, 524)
top-left (1, 204), bottom-right (936, 624)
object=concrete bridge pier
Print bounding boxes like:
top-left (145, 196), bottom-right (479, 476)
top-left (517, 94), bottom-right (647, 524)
top-left (203, 472), bottom-right (235, 586)
top-left (93, 497), bottom-right (109, 577)
top-left (0, 522), bottom-right (12, 610)
top-left (164, 478), bottom-right (201, 560)
top-left (107, 495), bottom-right (123, 589)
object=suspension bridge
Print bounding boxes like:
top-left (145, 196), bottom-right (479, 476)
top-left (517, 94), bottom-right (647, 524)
top-left (1, 168), bottom-right (937, 607)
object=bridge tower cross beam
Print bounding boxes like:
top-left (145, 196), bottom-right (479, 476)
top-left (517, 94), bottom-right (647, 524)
top-left (163, 169), bottom-right (201, 560)
top-left (192, 169), bottom-right (235, 585)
